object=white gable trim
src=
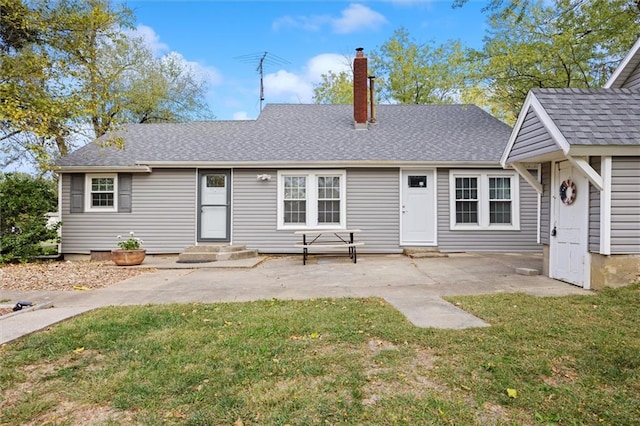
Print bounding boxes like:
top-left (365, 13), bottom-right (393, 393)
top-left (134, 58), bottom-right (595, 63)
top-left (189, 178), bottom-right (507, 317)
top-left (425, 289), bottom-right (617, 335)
top-left (501, 92), bottom-right (571, 168)
top-left (604, 37), bottom-right (640, 88)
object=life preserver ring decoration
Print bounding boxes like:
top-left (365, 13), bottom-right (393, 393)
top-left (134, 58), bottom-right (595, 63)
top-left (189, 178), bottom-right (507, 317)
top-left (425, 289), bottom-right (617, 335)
top-left (559, 179), bottom-right (577, 205)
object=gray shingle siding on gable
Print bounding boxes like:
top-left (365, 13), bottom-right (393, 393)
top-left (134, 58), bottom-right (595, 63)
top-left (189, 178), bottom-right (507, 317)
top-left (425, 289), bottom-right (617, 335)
top-left (507, 106), bottom-right (558, 163)
top-left (621, 63), bottom-right (640, 89)
top-left (611, 156), bottom-right (640, 253)
top-left (57, 104), bottom-right (512, 167)
top-left (61, 170), bottom-right (197, 254)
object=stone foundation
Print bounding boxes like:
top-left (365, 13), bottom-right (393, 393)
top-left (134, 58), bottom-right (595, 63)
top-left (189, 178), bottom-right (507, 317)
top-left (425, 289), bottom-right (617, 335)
top-left (590, 253), bottom-right (640, 290)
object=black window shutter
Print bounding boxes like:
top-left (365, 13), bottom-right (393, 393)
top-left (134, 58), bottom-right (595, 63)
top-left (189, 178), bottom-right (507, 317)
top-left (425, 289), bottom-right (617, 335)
top-left (70, 174), bottom-right (84, 213)
top-left (118, 173), bottom-right (132, 213)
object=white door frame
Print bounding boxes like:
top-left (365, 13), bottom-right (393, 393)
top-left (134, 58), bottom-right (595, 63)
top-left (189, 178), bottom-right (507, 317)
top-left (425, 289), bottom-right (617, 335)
top-left (549, 160), bottom-right (591, 288)
top-left (399, 168), bottom-right (437, 246)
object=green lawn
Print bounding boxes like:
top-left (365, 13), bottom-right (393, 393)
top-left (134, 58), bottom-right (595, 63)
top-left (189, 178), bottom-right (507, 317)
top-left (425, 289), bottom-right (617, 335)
top-left (1, 284), bottom-right (639, 425)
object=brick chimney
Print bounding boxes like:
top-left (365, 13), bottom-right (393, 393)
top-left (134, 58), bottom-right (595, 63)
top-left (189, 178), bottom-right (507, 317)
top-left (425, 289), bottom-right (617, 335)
top-left (353, 47), bottom-right (368, 128)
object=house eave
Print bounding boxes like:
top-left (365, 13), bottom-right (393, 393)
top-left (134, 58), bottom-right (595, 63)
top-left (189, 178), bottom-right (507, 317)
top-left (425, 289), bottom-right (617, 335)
top-left (55, 165), bottom-right (153, 173)
top-left (135, 160), bottom-right (503, 169)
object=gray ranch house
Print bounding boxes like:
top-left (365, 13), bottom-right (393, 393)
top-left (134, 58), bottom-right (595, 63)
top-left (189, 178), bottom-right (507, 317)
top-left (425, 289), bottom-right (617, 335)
top-left (502, 37), bottom-right (640, 290)
top-left (56, 49), bottom-right (541, 259)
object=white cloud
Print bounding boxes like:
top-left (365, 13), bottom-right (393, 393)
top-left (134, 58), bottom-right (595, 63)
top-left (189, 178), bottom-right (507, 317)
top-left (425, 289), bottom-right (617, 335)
top-left (263, 53), bottom-right (353, 104)
top-left (331, 4), bottom-right (387, 34)
top-left (128, 24), bottom-right (169, 56)
top-left (232, 111), bottom-right (250, 120)
top-left (162, 51), bottom-right (223, 86)
top-left (272, 3), bottom-right (387, 34)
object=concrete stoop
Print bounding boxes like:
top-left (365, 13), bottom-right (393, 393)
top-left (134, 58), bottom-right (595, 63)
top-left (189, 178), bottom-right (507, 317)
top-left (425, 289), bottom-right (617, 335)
top-left (177, 245), bottom-right (258, 263)
top-left (402, 247), bottom-right (448, 259)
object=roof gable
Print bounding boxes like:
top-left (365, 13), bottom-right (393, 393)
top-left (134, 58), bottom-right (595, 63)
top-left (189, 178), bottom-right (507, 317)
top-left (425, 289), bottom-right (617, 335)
top-left (502, 88), bottom-right (640, 166)
top-left (605, 37), bottom-right (640, 89)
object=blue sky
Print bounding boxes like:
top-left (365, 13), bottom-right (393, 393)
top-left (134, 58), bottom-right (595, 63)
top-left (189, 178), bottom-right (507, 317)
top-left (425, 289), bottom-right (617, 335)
top-left (127, 1), bottom-right (490, 121)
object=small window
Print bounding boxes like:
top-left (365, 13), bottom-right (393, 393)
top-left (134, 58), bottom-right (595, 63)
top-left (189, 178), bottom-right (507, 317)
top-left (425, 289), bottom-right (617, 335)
top-left (455, 177), bottom-right (478, 224)
top-left (206, 175), bottom-right (225, 188)
top-left (489, 177), bottom-right (512, 224)
top-left (85, 174), bottom-right (118, 212)
top-left (317, 176), bottom-right (341, 224)
top-left (408, 175), bottom-right (427, 188)
top-left (283, 176), bottom-right (307, 224)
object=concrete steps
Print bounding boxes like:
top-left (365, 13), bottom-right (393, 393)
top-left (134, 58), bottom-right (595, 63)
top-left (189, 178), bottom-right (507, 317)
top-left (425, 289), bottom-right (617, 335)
top-left (177, 245), bottom-right (258, 263)
top-left (402, 247), bottom-right (448, 258)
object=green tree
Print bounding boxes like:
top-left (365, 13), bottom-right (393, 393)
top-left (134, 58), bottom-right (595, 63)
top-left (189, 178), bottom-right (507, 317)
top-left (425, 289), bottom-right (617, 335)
top-left (0, 173), bottom-right (59, 262)
top-left (1, 0), bottom-right (213, 172)
top-left (458, 0), bottom-right (640, 123)
top-left (370, 27), bottom-right (468, 105)
top-left (312, 28), bottom-right (469, 106)
top-left (314, 70), bottom-right (354, 105)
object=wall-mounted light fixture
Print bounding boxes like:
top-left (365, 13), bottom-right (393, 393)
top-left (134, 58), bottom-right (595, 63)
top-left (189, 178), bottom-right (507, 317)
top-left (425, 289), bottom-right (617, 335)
top-left (256, 174), bottom-right (272, 181)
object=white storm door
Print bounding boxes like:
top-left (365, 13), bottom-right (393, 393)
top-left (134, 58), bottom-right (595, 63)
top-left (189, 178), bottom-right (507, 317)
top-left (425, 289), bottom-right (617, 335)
top-left (401, 170), bottom-right (436, 245)
top-left (199, 171), bottom-right (230, 241)
top-left (550, 161), bottom-right (589, 287)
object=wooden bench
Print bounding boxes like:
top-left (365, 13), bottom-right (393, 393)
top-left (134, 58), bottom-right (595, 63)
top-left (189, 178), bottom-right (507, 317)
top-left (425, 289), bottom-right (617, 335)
top-left (294, 229), bottom-right (363, 265)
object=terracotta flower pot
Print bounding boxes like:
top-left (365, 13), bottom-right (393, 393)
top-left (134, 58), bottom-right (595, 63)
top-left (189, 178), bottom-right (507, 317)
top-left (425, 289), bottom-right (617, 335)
top-left (111, 249), bottom-right (146, 266)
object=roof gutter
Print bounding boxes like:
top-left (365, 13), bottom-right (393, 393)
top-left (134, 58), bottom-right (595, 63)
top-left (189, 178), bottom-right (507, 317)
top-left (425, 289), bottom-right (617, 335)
top-left (54, 165), bottom-right (152, 173)
top-left (136, 160), bottom-right (502, 169)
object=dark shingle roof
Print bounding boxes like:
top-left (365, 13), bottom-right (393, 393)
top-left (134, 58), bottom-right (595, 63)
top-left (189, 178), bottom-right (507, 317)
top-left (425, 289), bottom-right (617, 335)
top-left (57, 104), bottom-right (513, 167)
top-left (532, 88), bottom-right (640, 146)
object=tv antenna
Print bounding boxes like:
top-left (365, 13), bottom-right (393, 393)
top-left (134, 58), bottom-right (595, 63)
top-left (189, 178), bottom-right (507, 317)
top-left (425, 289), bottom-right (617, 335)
top-left (235, 51), bottom-right (290, 112)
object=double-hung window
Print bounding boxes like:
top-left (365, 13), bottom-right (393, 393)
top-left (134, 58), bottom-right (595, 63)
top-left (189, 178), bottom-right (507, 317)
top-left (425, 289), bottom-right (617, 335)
top-left (85, 174), bottom-right (118, 212)
top-left (278, 170), bottom-right (346, 229)
top-left (449, 171), bottom-right (519, 230)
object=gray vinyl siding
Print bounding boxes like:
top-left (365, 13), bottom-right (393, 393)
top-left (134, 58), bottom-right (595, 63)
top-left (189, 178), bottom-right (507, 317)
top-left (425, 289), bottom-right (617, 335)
top-left (621, 63), bottom-right (640, 89)
top-left (232, 168), bottom-right (401, 253)
top-left (610, 156), bottom-right (640, 253)
top-left (345, 169), bottom-right (400, 253)
top-left (540, 162), bottom-right (551, 245)
top-left (507, 107), bottom-right (558, 163)
top-left (436, 169), bottom-right (540, 252)
top-left (589, 157), bottom-right (601, 252)
top-left (61, 169), bottom-right (197, 254)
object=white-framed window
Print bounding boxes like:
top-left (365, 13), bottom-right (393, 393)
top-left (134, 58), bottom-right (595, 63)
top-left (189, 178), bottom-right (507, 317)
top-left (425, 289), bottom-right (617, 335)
top-left (449, 170), bottom-right (519, 230)
top-left (277, 170), bottom-right (346, 229)
top-left (85, 173), bottom-right (118, 212)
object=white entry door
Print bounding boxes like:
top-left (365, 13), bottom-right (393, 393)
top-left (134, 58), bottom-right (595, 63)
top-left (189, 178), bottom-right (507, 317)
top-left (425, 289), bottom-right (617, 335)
top-left (199, 171), bottom-right (230, 241)
top-left (550, 161), bottom-right (589, 287)
top-left (401, 170), bottom-right (436, 245)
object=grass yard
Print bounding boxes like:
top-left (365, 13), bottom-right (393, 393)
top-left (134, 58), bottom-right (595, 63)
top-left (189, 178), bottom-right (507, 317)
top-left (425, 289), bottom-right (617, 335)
top-left (1, 284), bottom-right (639, 425)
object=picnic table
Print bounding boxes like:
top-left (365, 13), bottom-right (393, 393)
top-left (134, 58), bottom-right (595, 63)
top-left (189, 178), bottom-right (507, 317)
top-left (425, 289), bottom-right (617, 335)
top-left (294, 229), bottom-right (363, 265)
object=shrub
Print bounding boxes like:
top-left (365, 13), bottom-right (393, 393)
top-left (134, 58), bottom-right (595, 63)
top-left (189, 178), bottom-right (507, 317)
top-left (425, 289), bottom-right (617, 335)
top-left (0, 173), bottom-right (59, 263)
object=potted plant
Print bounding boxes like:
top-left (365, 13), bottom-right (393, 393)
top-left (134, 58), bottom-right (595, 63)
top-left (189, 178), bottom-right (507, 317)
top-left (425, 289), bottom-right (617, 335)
top-left (111, 232), bottom-right (146, 266)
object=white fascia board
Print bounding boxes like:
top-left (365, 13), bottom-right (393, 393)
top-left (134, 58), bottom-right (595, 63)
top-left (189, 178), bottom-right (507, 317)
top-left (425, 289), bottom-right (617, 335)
top-left (138, 160), bottom-right (502, 169)
top-left (501, 91), bottom-right (535, 167)
top-left (529, 94), bottom-right (572, 155)
top-left (511, 162), bottom-right (543, 194)
top-left (55, 165), bottom-right (152, 173)
top-left (604, 36), bottom-right (640, 88)
top-left (567, 156), bottom-right (604, 191)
